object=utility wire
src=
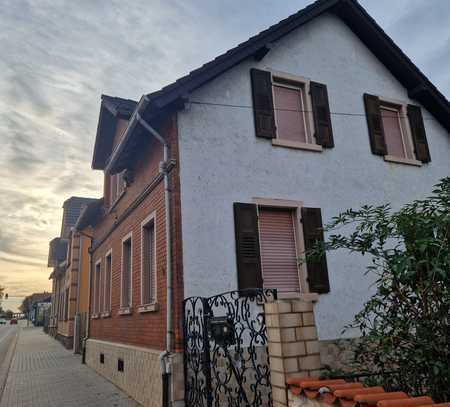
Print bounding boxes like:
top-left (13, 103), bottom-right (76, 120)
top-left (188, 100), bottom-right (436, 121)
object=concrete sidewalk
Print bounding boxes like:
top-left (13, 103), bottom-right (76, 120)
top-left (0, 327), bottom-right (140, 407)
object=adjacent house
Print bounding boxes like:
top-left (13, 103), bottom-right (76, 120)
top-left (82, 0), bottom-right (450, 406)
top-left (20, 292), bottom-right (52, 326)
top-left (48, 196), bottom-right (96, 350)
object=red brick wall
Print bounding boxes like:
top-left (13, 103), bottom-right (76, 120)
top-left (89, 115), bottom-right (184, 351)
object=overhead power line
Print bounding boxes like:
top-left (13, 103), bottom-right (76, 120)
top-left (188, 100), bottom-right (436, 121)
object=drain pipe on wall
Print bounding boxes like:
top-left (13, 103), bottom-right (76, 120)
top-left (136, 112), bottom-right (174, 407)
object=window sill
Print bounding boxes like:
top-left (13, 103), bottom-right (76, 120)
top-left (118, 307), bottom-right (132, 316)
top-left (91, 314), bottom-right (99, 320)
top-left (276, 292), bottom-right (320, 302)
top-left (100, 311), bottom-right (111, 318)
top-left (138, 303), bottom-right (159, 313)
top-left (384, 155), bottom-right (422, 167)
top-left (272, 139), bottom-right (323, 152)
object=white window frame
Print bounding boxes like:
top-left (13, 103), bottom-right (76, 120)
top-left (119, 232), bottom-right (133, 315)
top-left (379, 96), bottom-right (422, 167)
top-left (109, 170), bottom-right (127, 210)
top-left (252, 197), bottom-right (319, 302)
top-left (139, 212), bottom-right (158, 313)
top-left (268, 69), bottom-right (323, 153)
top-left (102, 249), bottom-right (112, 317)
top-left (92, 259), bottom-right (102, 318)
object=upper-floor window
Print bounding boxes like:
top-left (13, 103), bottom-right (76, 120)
top-left (141, 214), bottom-right (156, 306)
top-left (110, 170), bottom-right (126, 206)
top-left (120, 234), bottom-right (132, 312)
top-left (250, 68), bottom-right (334, 151)
top-left (364, 94), bottom-right (431, 165)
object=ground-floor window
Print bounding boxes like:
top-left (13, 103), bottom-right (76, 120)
top-left (258, 207), bottom-right (300, 294)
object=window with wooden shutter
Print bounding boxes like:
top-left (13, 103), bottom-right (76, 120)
top-left (233, 203), bottom-right (263, 291)
top-left (407, 104), bottom-right (431, 163)
top-left (364, 93), bottom-right (387, 156)
top-left (301, 207), bottom-right (330, 294)
top-left (310, 82), bottom-right (334, 148)
top-left (251, 69), bottom-right (276, 139)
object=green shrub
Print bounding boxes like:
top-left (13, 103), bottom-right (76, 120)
top-left (308, 177), bottom-right (450, 401)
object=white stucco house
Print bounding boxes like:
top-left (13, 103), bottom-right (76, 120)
top-left (103, 0), bottom-right (449, 404)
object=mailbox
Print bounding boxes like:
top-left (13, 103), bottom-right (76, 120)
top-left (209, 316), bottom-right (235, 346)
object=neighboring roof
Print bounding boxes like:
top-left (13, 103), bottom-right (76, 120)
top-left (24, 292), bottom-right (52, 306)
top-left (47, 237), bottom-right (68, 267)
top-left (142, 0), bottom-right (449, 131)
top-left (61, 196), bottom-right (97, 238)
top-left (74, 198), bottom-right (104, 231)
top-left (92, 95), bottom-right (138, 170)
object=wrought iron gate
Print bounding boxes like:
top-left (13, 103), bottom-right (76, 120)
top-left (183, 288), bottom-right (277, 407)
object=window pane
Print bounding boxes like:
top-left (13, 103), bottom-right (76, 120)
top-left (259, 208), bottom-right (300, 294)
top-left (111, 174), bottom-right (117, 203)
top-left (142, 222), bottom-right (155, 305)
top-left (95, 263), bottom-right (101, 314)
top-left (273, 85), bottom-right (307, 143)
top-left (381, 108), bottom-right (407, 158)
top-left (104, 255), bottom-right (112, 312)
top-left (122, 239), bottom-right (132, 307)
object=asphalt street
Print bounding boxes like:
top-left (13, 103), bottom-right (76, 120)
top-left (0, 326), bottom-right (17, 368)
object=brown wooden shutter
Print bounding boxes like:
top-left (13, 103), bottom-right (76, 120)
top-left (407, 104), bottom-right (431, 163)
top-left (310, 82), bottom-right (334, 148)
top-left (234, 203), bottom-right (263, 290)
top-left (363, 93), bottom-right (387, 155)
top-left (301, 207), bottom-right (330, 294)
top-left (250, 68), bottom-right (276, 139)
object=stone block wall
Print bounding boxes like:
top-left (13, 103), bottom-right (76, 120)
top-left (86, 339), bottom-right (184, 407)
top-left (265, 299), bottom-right (321, 407)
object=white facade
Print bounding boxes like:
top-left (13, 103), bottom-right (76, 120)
top-left (176, 13), bottom-right (450, 340)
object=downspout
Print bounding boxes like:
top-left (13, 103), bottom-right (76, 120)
top-left (74, 233), bottom-right (83, 353)
top-left (76, 229), bottom-right (94, 364)
top-left (136, 112), bottom-right (174, 407)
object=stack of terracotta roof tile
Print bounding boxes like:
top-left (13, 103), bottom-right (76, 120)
top-left (286, 378), bottom-right (450, 407)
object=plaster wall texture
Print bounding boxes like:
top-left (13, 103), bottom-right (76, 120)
top-left (176, 13), bottom-right (450, 340)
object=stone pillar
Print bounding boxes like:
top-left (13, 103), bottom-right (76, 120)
top-left (265, 299), bottom-right (321, 407)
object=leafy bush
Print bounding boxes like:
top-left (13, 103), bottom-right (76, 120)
top-left (309, 177), bottom-right (450, 401)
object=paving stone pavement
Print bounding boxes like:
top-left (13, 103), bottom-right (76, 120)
top-left (0, 327), bottom-right (141, 407)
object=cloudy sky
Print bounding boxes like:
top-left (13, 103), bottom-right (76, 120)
top-left (0, 0), bottom-right (449, 300)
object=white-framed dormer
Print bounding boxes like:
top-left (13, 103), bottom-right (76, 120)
top-left (139, 212), bottom-right (158, 313)
top-left (101, 248), bottom-right (112, 318)
top-left (119, 231), bottom-right (133, 315)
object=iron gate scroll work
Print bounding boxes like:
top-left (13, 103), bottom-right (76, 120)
top-left (183, 288), bottom-right (277, 407)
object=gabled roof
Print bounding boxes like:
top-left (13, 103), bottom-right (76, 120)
top-left (74, 198), bottom-right (103, 231)
top-left (61, 196), bottom-right (97, 238)
top-left (142, 0), bottom-right (449, 131)
top-left (102, 95), bottom-right (137, 118)
top-left (105, 0), bottom-right (450, 175)
top-left (92, 95), bottom-right (138, 170)
top-left (47, 237), bottom-right (68, 268)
